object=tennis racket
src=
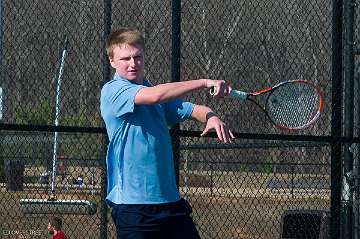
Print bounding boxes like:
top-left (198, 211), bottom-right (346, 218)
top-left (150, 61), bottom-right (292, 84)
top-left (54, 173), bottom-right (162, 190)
top-left (210, 80), bottom-right (323, 130)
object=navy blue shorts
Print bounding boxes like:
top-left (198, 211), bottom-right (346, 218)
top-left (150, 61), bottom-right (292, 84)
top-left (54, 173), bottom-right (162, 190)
top-left (111, 198), bottom-right (201, 239)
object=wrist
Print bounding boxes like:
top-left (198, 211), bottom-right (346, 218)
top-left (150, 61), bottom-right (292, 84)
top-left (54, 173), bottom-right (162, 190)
top-left (202, 79), bottom-right (210, 88)
top-left (205, 111), bottom-right (218, 121)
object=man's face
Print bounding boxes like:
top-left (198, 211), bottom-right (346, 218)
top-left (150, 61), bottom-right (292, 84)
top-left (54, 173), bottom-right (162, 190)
top-left (110, 43), bottom-right (145, 84)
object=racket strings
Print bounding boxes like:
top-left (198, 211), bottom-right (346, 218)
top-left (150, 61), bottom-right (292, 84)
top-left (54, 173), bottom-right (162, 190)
top-left (266, 83), bottom-right (320, 129)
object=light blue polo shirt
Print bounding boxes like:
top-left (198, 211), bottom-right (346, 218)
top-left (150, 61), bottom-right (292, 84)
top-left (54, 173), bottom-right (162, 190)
top-left (100, 75), bottom-right (194, 205)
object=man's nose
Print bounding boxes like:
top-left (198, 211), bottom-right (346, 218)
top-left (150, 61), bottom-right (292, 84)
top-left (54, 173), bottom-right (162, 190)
top-left (129, 57), bottom-right (136, 66)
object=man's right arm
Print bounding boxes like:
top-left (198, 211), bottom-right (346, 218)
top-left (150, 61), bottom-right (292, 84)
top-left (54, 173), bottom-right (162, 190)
top-left (134, 79), bottom-right (230, 105)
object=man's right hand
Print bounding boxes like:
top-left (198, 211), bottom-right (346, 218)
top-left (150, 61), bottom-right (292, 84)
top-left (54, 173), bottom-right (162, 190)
top-left (204, 79), bottom-right (232, 98)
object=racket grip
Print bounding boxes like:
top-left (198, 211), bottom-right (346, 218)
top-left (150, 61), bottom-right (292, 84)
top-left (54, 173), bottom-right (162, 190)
top-left (209, 88), bottom-right (248, 101)
top-left (229, 90), bottom-right (248, 101)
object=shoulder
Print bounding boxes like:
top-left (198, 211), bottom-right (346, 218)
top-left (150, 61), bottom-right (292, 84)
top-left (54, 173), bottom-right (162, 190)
top-left (101, 77), bottom-right (131, 99)
top-left (102, 77), bottom-right (127, 91)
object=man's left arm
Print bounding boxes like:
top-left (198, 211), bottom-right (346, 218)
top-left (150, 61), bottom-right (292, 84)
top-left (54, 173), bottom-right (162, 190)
top-left (191, 105), bottom-right (234, 143)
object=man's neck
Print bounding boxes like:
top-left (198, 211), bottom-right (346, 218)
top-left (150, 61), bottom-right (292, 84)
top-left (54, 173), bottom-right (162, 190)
top-left (114, 74), bottom-right (144, 85)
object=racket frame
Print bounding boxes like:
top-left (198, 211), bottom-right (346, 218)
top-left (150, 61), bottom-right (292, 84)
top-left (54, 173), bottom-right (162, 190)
top-left (220, 80), bottom-right (324, 130)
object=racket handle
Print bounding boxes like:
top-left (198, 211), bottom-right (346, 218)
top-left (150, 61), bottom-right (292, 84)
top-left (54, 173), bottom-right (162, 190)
top-left (210, 88), bottom-right (248, 101)
top-left (229, 90), bottom-right (248, 101)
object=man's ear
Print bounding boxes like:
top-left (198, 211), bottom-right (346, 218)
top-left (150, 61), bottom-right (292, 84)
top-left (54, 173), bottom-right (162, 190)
top-left (109, 57), bottom-right (115, 68)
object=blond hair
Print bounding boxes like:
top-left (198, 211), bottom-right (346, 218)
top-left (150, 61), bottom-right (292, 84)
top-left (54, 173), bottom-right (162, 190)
top-left (106, 28), bottom-right (144, 59)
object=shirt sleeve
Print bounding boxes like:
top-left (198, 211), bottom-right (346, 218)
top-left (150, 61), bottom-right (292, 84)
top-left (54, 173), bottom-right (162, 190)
top-left (162, 99), bottom-right (195, 126)
top-left (102, 79), bottom-right (146, 117)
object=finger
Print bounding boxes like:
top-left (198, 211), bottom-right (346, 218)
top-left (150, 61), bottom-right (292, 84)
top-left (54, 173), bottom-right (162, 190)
top-left (223, 125), bottom-right (235, 144)
top-left (215, 87), bottom-right (225, 98)
top-left (226, 86), bottom-right (232, 96)
top-left (224, 130), bottom-right (231, 144)
top-left (218, 124), bottom-right (226, 143)
top-left (221, 124), bottom-right (230, 144)
top-left (218, 83), bottom-right (225, 97)
top-left (227, 130), bottom-right (233, 143)
top-left (216, 84), bottom-right (222, 96)
top-left (200, 126), bottom-right (209, 136)
top-left (220, 81), bottom-right (229, 97)
top-left (215, 125), bottom-right (223, 142)
top-left (229, 129), bottom-right (235, 139)
top-left (212, 82), bottom-right (221, 96)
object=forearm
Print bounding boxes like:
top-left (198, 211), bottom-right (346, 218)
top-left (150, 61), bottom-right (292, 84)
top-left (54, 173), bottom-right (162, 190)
top-left (191, 105), bottom-right (216, 123)
top-left (135, 79), bottom-right (207, 104)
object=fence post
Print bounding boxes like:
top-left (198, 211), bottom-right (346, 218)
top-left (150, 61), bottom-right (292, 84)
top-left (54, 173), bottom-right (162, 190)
top-left (355, 58), bottom-right (360, 239)
top-left (100, 0), bottom-right (112, 238)
top-left (0, 0), bottom-right (3, 179)
top-left (331, 0), bottom-right (343, 238)
top-left (171, 0), bottom-right (181, 187)
top-left (343, 0), bottom-right (356, 238)
top-left (0, 0), bottom-right (3, 121)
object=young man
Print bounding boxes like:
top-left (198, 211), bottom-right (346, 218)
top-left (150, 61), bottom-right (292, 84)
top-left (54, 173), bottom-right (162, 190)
top-left (47, 216), bottom-right (69, 239)
top-left (101, 28), bottom-right (234, 239)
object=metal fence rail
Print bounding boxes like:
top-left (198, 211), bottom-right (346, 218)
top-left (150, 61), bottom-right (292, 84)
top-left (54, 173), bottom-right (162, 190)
top-left (0, 0), bottom-right (359, 238)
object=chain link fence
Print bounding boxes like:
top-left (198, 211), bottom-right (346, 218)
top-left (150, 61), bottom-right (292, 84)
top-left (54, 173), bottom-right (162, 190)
top-left (0, 0), bottom-right (358, 238)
